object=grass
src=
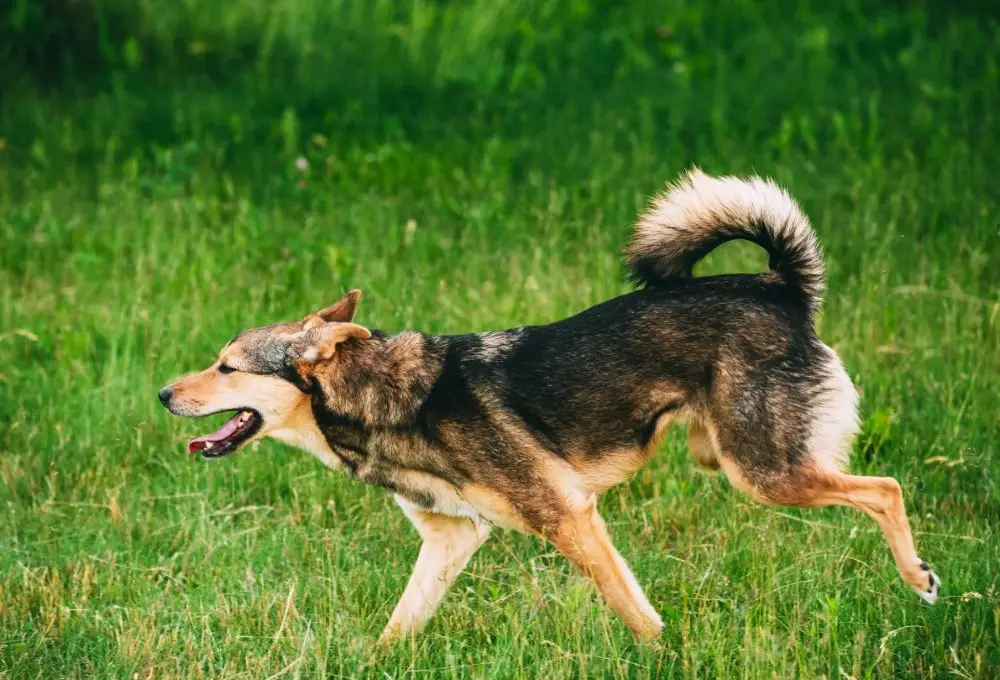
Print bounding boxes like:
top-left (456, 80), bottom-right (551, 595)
top-left (1, 0), bottom-right (998, 677)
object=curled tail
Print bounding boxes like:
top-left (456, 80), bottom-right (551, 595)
top-left (625, 168), bottom-right (825, 312)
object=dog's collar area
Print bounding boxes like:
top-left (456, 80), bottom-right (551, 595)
top-left (188, 409), bottom-right (262, 458)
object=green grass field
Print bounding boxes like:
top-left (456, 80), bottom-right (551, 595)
top-left (1, 1), bottom-right (998, 677)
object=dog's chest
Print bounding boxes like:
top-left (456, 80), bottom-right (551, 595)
top-left (284, 423), bottom-right (527, 528)
top-left (308, 423), bottom-right (479, 516)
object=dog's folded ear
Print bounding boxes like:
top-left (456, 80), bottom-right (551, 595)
top-left (302, 290), bottom-right (362, 330)
top-left (287, 322), bottom-right (371, 363)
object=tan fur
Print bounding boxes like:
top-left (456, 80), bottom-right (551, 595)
top-left (717, 456), bottom-right (761, 499)
top-left (393, 469), bottom-right (482, 521)
top-left (168, 363), bottom-right (306, 432)
top-left (301, 289), bottom-right (363, 330)
top-left (379, 497), bottom-right (491, 644)
top-left (316, 289), bottom-right (362, 323)
top-left (648, 407), bottom-right (689, 453)
top-left (310, 331), bottom-right (435, 425)
top-left (548, 495), bottom-right (663, 642)
top-left (308, 322), bottom-right (372, 361)
top-left (458, 483), bottom-right (533, 532)
top-left (719, 460), bottom-right (933, 597)
top-left (687, 419), bottom-right (720, 471)
top-left (634, 384), bottom-right (688, 451)
top-left (267, 400), bottom-right (342, 470)
top-left (809, 474), bottom-right (932, 596)
top-left (544, 450), bottom-right (649, 496)
top-left (578, 450), bottom-right (650, 495)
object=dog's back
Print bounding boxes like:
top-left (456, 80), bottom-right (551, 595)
top-left (476, 276), bottom-right (818, 458)
top-left (465, 170), bottom-right (848, 478)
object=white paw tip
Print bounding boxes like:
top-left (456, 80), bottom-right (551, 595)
top-left (912, 567), bottom-right (939, 605)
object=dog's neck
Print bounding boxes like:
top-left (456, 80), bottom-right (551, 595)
top-left (310, 331), bottom-right (444, 431)
top-left (268, 401), bottom-right (346, 470)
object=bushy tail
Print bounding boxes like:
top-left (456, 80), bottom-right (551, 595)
top-left (625, 168), bottom-right (825, 311)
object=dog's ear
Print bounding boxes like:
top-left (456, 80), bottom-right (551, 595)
top-left (287, 322), bottom-right (371, 363)
top-left (302, 290), bottom-right (362, 330)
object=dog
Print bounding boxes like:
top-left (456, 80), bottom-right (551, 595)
top-left (158, 169), bottom-right (939, 644)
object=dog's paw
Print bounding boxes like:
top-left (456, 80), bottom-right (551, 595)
top-left (911, 561), bottom-right (939, 605)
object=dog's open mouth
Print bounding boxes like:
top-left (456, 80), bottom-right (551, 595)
top-left (188, 410), bottom-right (262, 458)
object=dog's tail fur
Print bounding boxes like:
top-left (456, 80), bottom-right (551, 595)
top-left (625, 168), bottom-right (825, 311)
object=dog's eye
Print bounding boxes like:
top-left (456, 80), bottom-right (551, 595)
top-left (218, 364), bottom-right (237, 375)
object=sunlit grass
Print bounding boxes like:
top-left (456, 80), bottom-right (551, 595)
top-left (1, 1), bottom-right (998, 677)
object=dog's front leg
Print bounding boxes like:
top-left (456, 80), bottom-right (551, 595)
top-left (547, 495), bottom-right (663, 643)
top-left (378, 497), bottom-right (491, 645)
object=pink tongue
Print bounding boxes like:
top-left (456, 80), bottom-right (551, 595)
top-left (188, 413), bottom-right (243, 453)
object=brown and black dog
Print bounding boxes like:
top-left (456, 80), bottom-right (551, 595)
top-left (158, 169), bottom-right (938, 644)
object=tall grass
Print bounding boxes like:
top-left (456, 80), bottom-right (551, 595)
top-left (1, 1), bottom-right (998, 677)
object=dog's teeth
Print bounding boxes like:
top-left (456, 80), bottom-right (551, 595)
top-left (204, 442), bottom-right (214, 449)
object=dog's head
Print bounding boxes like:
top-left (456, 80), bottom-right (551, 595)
top-left (157, 290), bottom-right (369, 458)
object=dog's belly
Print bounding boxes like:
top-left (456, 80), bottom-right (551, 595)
top-left (301, 438), bottom-right (514, 527)
top-left (387, 468), bottom-right (482, 520)
top-left (423, 489), bottom-right (483, 521)
top-left (388, 468), bottom-right (530, 530)
top-left (298, 418), bottom-right (533, 530)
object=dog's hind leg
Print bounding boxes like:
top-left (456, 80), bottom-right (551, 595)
top-left (711, 352), bottom-right (938, 604)
top-left (718, 458), bottom-right (940, 604)
top-left (814, 472), bottom-right (938, 604)
top-left (688, 419), bottom-right (720, 472)
top-left (379, 497), bottom-right (491, 645)
top-left (545, 495), bottom-right (663, 642)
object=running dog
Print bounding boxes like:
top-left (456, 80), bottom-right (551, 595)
top-left (158, 169), bottom-right (939, 643)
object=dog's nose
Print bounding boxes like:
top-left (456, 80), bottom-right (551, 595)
top-left (158, 386), bottom-right (174, 407)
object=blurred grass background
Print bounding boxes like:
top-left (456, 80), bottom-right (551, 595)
top-left (1, 1), bottom-right (998, 678)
